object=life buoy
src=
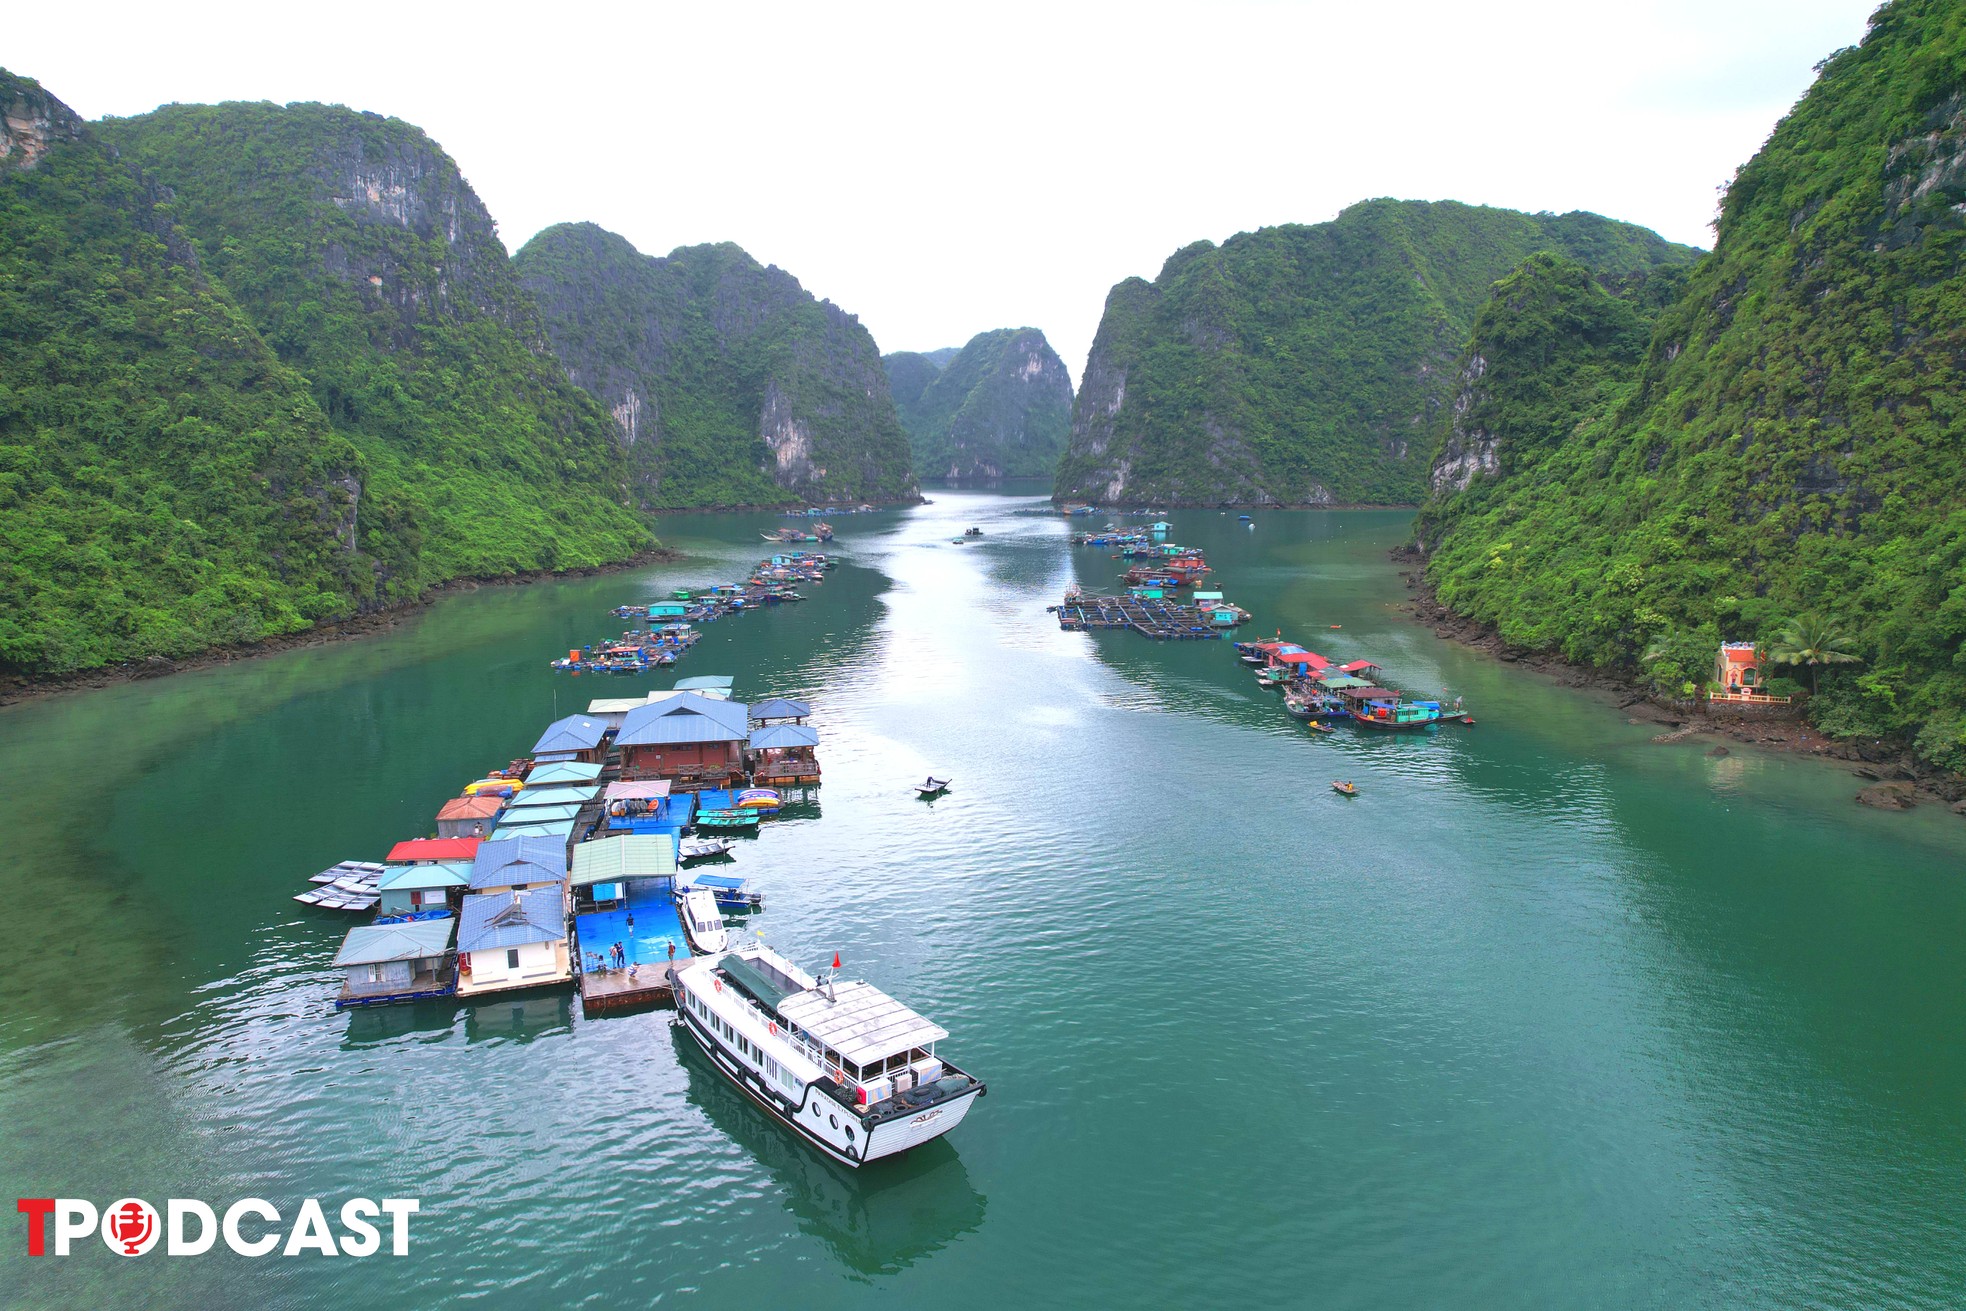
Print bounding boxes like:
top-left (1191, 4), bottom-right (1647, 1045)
top-left (713, 979), bottom-right (723, 992)
top-left (767, 1022), bottom-right (778, 1035)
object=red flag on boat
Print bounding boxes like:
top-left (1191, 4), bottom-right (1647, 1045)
top-left (832, 952), bottom-right (841, 970)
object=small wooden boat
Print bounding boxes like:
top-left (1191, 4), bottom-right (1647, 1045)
top-left (679, 837), bottom-right (736, 862)
top-left (1307, 720), bottom-right (1336, 735)
top-left (1331, 781), bottom-right (1358, 796)
top-left (914, 776), bottom-right (952, 797)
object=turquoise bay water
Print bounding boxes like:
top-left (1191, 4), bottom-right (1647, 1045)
top-left (3, 492), bottom-right (1964, 1308)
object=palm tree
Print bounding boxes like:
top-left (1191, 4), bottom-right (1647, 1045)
top-left (1766, 613), bottom-right (1862, 694)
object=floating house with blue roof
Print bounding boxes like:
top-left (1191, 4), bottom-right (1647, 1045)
top-left (525, 760), bottom-right (604, 788)
top-left (746, 697), bottom-right (811, 725)
top-left (376, 860), bottom-right (472, 916)
top-left (455, 889), bottom-right (570, 997)
top-left (747, 722), bottom-right (821, 785)
top-left (617, 692), bottom-right (751, 789)
top-left (530, 714), bottom-right (609, 764)
top-left (332, 916), bottom-right (457, 1008)
top-left (469, 835), bottom-right (569, 896)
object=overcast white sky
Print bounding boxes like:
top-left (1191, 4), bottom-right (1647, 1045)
top-left (17, 1), bottom-right (1877, 382)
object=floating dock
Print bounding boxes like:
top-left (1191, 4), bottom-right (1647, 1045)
top-left (578, 959), bottom-right (680, 1015)
top-left (1051, 594), bottom-right (1227, 640)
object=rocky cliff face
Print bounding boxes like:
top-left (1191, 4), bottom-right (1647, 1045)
top-left (1053, 200), bottom-right (1700, 507)
top-left (0, 69), bottom-right (84, 167)
top-left (101, 102), bottom-right (551, 353)
top-left (515, 223), bottom-right (918, 508)
top-left (885, 328), bottom-right (1074, 480)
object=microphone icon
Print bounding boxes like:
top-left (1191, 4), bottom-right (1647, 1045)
top-left (107, 1200), bottom-right (157, 1256)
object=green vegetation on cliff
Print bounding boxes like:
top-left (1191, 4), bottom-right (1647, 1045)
top-left (1, 82), bottom-right (657, 678)
top-left (0, 73), bottom-right (377, 674)
top-left (1418, 0), bottom-right (1966, 767)
top-left (514, 223), bottom-right (918, 509)
top-left (97, 102), bottom-right (652, 584)
top-left (886, 328), bottom-right (1074, 480)
top-left (1055, 200), bottom-right (1700, 507)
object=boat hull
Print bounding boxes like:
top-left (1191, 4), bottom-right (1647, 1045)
top-left (1348, 712), bottom-right (1441, 731)
top-left (677, 1010), bottom-right (983, 1167)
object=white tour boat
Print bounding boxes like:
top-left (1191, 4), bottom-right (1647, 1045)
top-left (674, 943), bottom-right (987, 1167)
top-left (677, 887), bottom-right (729, 954)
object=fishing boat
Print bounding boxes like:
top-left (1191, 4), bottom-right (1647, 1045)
top-left (681, 872), bottom-right (765, 914)
top-left (964, 527), bottom-right (982, 536)
top-left (914, 776), bottom-right (952, 797)
top-left (1331, 780), bottom-right (1358, 796)
top-left (1255, 666), bottom-right (1291, 689)
top-left (673, 942), bottom-right (988, 1167)
top-left (677, 887), bottom-right (730, 954)
top-left (680, 836), bottom-right (737, 862)
top-left (1283, 693), bottom-right (1314, 719)
top-left (696, 808), bottom-right (762, 832)
top-left (1349, 699), bottom-right (1447, 731)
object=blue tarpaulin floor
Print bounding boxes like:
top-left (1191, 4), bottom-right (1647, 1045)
top-left (575, 880), bottom-right (686, 971)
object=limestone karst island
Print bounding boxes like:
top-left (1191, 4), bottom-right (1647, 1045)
top-left (4, 1), bottom-right (1965, 1305)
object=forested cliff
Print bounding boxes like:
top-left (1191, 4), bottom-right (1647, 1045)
top-left (1416, 0), bottom-right (1966, 768)
top-left (3, 75), bottom-right (643, 677)
top-left (885, 328), bottom-right (1073, 481)
top-left (514, 222), bottom-right (918, 509)
top-left (1054, 201), bottom-right (1699, 507)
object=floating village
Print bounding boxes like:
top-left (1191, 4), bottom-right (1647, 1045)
top-left (294, 534), bottom-right (986, 1167)
top-left (1051, 518), bottom-right (1473, 750)
top-left (292, 512), bottom-right (1466, 1167)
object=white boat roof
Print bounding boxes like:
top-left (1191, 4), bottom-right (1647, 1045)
top-left (775, 978), bottom-right (948, 1067)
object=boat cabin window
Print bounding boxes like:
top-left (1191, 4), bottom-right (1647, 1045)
top-left (506, 949), bottom-right (520, 970)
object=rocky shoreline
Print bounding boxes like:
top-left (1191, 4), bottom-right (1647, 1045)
top-left (1393, 557), bottom-right (1966, 818)
top-left (0, 547), bottom-right (684, 709)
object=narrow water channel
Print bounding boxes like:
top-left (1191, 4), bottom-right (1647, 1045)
top-left (3, 491), bottom-right (1963, 1309)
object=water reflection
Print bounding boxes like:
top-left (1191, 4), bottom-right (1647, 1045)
top-left (339, 999), bottom-right (461, 1049)
top-left (462, 991), bottom-right (573, 1043)
top-left (668, 1026), bottom-right (987, 1276)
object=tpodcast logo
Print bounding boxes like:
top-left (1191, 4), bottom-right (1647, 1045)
top-left (16, 1197), bottom-right (420, 1257)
